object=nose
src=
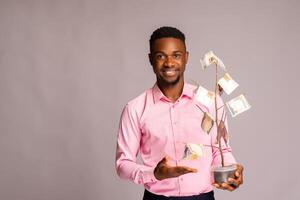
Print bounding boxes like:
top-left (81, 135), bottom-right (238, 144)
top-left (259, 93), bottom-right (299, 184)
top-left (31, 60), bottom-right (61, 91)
top-left (164, 55), bottom-right (175, 67)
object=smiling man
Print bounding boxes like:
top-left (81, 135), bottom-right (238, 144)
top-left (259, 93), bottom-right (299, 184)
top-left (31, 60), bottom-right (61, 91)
top-left (116, 26), bottom-right (243, 200)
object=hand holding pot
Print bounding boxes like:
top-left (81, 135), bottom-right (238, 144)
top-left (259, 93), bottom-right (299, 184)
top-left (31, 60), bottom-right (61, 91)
top-left (213, 164), bottom-right (244, 191)
top-left (154, 156), bottom-right (198, 180)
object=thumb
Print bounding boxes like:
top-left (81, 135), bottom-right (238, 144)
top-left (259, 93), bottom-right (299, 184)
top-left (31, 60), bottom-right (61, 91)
top-left (162, 156), bottom-right (170, 164)
top-left (157, 156), bottom-right (169, 167)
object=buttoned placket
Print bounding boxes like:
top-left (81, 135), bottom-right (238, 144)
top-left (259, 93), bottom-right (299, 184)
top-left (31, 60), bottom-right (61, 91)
top-left (169, 101), bottom-right (182, 196)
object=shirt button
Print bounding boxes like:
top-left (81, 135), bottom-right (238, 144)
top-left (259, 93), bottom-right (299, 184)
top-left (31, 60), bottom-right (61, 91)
top-left (180, 177), bottom-right (183, 181)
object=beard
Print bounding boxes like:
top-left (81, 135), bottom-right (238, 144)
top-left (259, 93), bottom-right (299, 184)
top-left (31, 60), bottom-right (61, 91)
top-left (157, 73), bottom-right (181, 87)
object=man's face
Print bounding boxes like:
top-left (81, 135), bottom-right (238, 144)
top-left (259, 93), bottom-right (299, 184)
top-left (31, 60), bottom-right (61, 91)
top-left (149, 37), bottom-right (188, 86)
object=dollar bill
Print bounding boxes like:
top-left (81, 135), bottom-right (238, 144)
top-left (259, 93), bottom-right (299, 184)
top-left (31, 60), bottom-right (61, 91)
top-left (195, 86), bottom-right (215, 107)
top-left (216, 120), bottom-right (229, 146)
top-left (182, 143), bottom-right (204, 160)
top-left (218, 73), bottom-right (239, 95)
top-left (226, 94), bottom-right (251, 117)
top-left (200, 51), bottom-right (226, 71)
top-left (201, 112), bottom-right (214, 134)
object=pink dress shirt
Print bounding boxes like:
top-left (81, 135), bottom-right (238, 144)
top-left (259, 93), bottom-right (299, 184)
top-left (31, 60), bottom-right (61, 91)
top-left (116, 83), bottom-right (236, 197)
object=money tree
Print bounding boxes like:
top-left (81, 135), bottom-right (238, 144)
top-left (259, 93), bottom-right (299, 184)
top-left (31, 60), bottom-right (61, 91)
top-left (183, 51), bottom-right (250, 183)
top-left (198, 51), bottom-right (250, 168)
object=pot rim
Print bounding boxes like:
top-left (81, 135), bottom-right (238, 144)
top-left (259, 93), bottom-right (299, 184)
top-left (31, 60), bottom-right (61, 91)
top-left (212, 164), bottom-right (237, 172)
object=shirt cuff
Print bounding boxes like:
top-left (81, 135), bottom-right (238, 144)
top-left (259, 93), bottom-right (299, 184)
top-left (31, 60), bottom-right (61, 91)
top-left (142, 168), bottom-right (158, 183)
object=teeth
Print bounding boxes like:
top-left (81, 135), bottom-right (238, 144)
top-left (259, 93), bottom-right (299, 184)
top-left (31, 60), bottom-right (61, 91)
top-left (164, 70), bottom-right (176, 75)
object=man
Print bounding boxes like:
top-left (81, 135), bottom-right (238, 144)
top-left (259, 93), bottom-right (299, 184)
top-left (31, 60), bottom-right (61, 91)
top-left (116, 26), bottom-right (243, 200)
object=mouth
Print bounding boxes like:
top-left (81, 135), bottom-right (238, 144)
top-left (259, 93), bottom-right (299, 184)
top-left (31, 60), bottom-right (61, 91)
top-left (161, 69), bottom-right (178, 77)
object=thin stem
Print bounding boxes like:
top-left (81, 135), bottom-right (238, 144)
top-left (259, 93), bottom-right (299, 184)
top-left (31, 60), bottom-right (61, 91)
top-left (217, 105), bottom-right (224, 111)
top-left (195, 104), bottom-right (205, 113)
top-left (215, 63), bottom-right (225, 167)
top-left (203, 144), bottom-right (220, 149)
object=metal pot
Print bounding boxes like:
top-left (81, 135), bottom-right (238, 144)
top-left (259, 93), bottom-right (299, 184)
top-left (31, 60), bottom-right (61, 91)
top-left (212, 164), bottom-right (237, 184)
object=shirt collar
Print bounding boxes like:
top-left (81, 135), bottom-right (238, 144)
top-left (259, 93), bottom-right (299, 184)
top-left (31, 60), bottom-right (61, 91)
top-left (152, 82), bottom-right (194, 104)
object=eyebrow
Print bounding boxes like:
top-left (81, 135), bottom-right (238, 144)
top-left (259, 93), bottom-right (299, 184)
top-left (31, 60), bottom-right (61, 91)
top-left (153, 50), bottom-right (184, 54)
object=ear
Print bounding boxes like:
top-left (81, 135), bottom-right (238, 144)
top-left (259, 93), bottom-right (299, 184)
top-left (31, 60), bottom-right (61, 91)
top-left (148, 53), bottom-right (153, 66)
top-left (185, 51), bottom-right (189, 64)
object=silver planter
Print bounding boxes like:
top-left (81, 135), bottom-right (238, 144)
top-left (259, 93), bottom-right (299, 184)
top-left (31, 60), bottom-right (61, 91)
top-left (212, 164), bottom-right (237, 184)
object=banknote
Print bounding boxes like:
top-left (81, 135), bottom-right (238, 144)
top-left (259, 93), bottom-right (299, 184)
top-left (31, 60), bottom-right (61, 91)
top-left (200, 51), bottom-right (226, 71)
top-left (195, 86), bottom-right (215, 107)
top-left (226, 94), bottom-right (251, 117)
top-left (182, 143), bottom-right (204, 160)
top-left (218, 73), bottom-right (239, 95)
top-left (201, 112), bottom-right (214, 134)
top-left (216, 120), bottom-right (229, 146)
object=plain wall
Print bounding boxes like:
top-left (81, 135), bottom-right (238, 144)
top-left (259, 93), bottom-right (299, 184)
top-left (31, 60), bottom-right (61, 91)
top-left (0, 0), bottom-right (299, 200)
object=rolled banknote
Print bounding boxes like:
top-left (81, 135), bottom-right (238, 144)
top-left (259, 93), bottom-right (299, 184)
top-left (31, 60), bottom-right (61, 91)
top-left (216, 120), bottom-right (229, 146)
top-left (182, 143), bottom-right (204, 160)
top-left (195, 86), bottom-right (215, 108)
top-left (226, 94), bottom-right (251, 117)
top-left (201, 112), bottom-right (214, 134)
top-left (218, 73), bottom-right (239, 95)
top-left (200, 51), bottom-right (226, 71)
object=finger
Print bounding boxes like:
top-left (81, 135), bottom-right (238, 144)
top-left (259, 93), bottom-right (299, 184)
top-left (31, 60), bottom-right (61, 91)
top-left (234, 166), bottom-right (244, 186)
top-left (158, 156), bottom-right (169, 167)
top-left (185, 167), bottom-right (198, 173)
top-left (237, 172), bottom-right (243, 185)
top-left (238, 164), bottom-right (244, 171)
top-left (235, 165), bottom-right (243, 177)
top-left (165, 155), bottom-right (171, 161)
top-left (212, 183), bottom-right (221, 189)
top-left (176, 166), bottom-right (198, 174)
top-left (169, 167), bottom-right (197, 177)
top-left (235, 168), bottom-right (240, 177)
top-left (228, 177), bottom-right (240, 186)
top-left (240, 173), bottom-right (243, 185)
top-left (163, 156), bottom-right (169, 163)
top-left (221, 183), bottom-right (235, 191)
top-left (173, 167), bottom-right (188, 175)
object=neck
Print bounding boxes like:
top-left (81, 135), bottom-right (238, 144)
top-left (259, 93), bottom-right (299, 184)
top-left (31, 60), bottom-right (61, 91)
top-left (157, 79), bottom-right (184, 102)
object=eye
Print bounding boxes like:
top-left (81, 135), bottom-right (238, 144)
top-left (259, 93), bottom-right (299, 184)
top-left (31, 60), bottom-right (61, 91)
top-left (173, 53), bottom-right (182, 59)
top-left (156, 54), bottom-right (166, 60)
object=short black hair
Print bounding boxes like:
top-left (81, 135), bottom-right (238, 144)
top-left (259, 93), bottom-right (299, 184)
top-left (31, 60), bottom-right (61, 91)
top-left (149, 26), bottom-right (186, 52)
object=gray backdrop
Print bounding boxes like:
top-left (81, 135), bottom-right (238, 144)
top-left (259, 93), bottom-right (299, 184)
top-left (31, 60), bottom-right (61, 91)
top-left (0, 0), bottom-right (299, 200)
